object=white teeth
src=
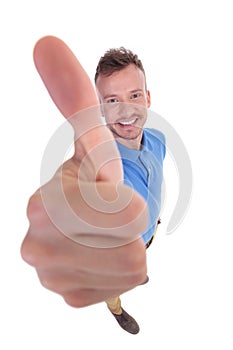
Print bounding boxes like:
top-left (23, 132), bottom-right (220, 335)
top-left (119, 118), bottom-right (136, 125)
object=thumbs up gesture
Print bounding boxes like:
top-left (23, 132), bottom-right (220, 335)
top-left (21, 36), bottom-right (148, 307)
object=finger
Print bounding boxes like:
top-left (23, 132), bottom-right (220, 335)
top-left (37, 266), bottom-right (145, 293)
top-left (39, 175), bottom-right (148, 247)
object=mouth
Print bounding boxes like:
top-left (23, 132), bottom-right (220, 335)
top-left (117, 118), bottom-right (137, 126)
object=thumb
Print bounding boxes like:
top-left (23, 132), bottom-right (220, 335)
top-left (33, 35), bottom-right (98, 118)
top-left (33, 35), bottom-right (122, 182)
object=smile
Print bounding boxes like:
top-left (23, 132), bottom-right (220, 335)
top-left (118, 118), bottom-right (137, 126)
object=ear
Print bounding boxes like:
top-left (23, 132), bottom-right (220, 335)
top-left (146, 90), bottom-right (151, 108)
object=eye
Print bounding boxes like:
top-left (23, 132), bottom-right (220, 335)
top-left (130, 92), bottom-right (141, 100)
top-left (106, 98), bottom-right (119, 103)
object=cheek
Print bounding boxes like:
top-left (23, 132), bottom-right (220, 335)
top-left (103, 105), bottom-right (119, 123)
top-left (137, 94), bottom-right (149, 107)
top-left (104, 114), bottom-right (117, 124)
top-left (136, 99), bottom-right (149, 113)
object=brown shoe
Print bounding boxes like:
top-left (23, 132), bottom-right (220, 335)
top-left (111, 308), bottom-right (140, 334)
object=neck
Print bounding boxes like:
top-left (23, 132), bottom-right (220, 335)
top-left (114, 134), bottom-right (143, 150)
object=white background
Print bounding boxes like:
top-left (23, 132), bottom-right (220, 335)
top-left (1, 0), bottom-right (233, 348)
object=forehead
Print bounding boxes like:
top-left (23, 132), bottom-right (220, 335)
top-left (96, 64), bottom-right (146, 95)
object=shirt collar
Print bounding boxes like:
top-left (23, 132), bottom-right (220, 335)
top-left (116, 140), bottom-right (141, 161)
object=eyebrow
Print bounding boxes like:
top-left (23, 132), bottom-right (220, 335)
top-left (103, 89), bottom-right (144, 100)
top-left (129, 89), bottom-right (144, 95)
top-left (103, 94), bottom-right (117, 100)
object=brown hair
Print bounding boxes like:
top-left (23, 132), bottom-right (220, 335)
top-left (95, 47), bottom-right (146, 83)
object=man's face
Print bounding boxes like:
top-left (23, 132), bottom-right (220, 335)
top-left (96, 64), bottom-right (151, 142)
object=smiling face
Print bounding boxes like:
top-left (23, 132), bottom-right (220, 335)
top-left (96, 64), bottom-right (151, 149)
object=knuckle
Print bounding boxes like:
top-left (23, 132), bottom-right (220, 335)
top-left (20, 242), bottom-right (30, 264)
top-left (130, 268), bottom-right (147, 286)
top-left (40, 276), bottom-right (52, 290)
top-left (64, 292), bottom-right (87, 308)
top-left (26, 192), bottom-right (44, 221)
top-left (20, 232), bottom-right (54, 268)
top-left (20, 236), bottom-right (38, 266)
top-left (37, 270), bottom-right (60, 292)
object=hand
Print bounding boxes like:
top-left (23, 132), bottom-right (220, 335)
top-left (21, 36), bottom-right (148, 307)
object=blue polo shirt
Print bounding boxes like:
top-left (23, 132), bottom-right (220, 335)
top-left (116, 128), bottom-right (166, 244)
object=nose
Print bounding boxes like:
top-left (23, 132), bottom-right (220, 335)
top-left (118, 102), bottom-right (145, 121)
top-left (113, 102), bottom-right (138, 118)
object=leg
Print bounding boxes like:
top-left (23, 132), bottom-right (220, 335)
top-left (106, 295), bottom-right (140, 334)
top-left (106, 296), bottom-right (122, 315)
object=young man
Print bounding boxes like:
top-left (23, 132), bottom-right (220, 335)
top-left (95, 48), bottom-right (166, 334)
top-left (21, 37), bottom-right (165, 336)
